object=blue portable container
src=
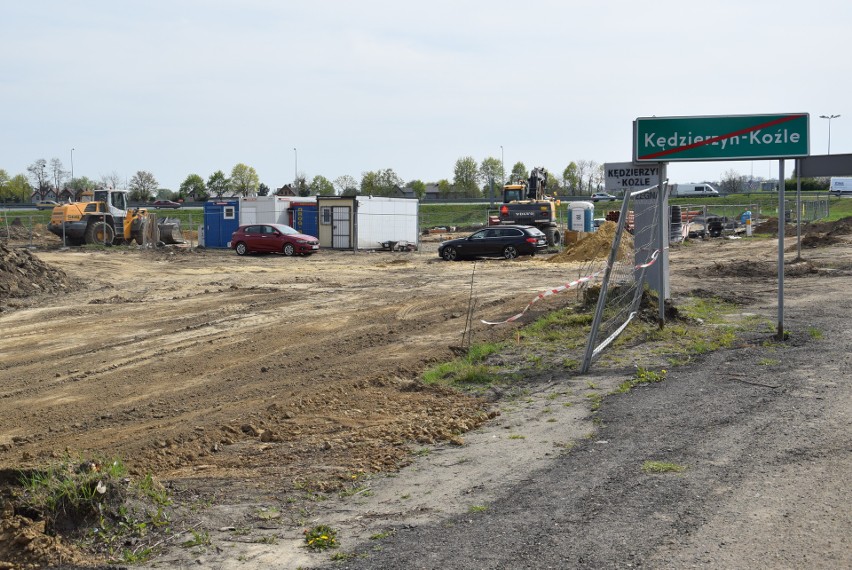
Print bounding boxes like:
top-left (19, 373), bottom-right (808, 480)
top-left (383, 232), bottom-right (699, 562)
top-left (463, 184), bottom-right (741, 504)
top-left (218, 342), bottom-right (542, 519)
top-left (203, 200), bottom-right (240, 248)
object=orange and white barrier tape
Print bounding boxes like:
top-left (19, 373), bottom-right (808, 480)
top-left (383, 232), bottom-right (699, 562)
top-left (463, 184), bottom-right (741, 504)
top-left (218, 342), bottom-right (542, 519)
top-left (481, 250), bottom-right (659, 326)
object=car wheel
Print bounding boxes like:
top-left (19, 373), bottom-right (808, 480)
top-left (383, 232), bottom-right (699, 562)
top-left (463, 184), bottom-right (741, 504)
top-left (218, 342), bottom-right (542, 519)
top-left (235, 242), bottom-right (248, 256)
top-left (442, 246), bottom-right (459, 261)
top-left (282, 243), bottom-right (295, 256)
top-left (503, 245), bottom-right (519, 259)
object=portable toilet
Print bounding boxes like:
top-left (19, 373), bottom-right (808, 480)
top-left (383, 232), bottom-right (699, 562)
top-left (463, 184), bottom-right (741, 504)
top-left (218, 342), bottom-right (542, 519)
top-left (203, 200), bottom-right (240, 248)
top-left (567, 201), bottom-right (594, 232)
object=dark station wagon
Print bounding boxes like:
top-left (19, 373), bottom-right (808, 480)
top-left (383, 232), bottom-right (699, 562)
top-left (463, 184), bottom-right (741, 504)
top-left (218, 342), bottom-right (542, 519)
top-left (438, 225), bottom-right (548, 261)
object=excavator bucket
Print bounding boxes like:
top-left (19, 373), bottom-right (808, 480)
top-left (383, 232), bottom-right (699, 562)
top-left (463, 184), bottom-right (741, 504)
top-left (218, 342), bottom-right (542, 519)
top-left (156, 217), bottom-right (185, 244)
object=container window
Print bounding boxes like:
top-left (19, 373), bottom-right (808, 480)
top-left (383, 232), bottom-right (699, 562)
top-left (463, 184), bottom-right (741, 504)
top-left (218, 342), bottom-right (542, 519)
top-left (321, 207), bottom-right (332, 225)
top-left (224, 206), bottom-right (235, 219)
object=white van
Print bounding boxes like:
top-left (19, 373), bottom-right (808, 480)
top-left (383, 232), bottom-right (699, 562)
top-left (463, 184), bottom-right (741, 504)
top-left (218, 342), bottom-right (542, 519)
top-left (669, 183), bottom-right (720, 198)
top-left (829, 177), bottom-right (852, 196)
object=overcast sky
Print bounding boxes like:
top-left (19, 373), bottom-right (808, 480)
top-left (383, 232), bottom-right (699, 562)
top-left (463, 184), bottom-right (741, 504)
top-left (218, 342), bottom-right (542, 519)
top-left (2, 0), bottom-right (849, 193)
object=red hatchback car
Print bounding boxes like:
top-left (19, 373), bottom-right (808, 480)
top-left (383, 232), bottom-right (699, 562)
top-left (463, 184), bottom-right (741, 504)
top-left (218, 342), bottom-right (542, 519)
top-left (230, 223), bottom-right (320, 256)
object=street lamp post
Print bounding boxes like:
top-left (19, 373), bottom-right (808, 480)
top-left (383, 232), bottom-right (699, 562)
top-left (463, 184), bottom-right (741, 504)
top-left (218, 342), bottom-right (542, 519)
top-left (819, 114), bottom-right (840, 154)
top-left (500, 145), bottom-right (504, 186)
top-left (293, 147), bottom-right (298, 187)
top-left (70, 148), bottom-right (75, 189)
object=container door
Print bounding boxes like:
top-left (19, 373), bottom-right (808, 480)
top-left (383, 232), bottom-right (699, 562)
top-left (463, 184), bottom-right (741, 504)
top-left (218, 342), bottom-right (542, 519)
top-left (332, 207), bottom-right (351, 248)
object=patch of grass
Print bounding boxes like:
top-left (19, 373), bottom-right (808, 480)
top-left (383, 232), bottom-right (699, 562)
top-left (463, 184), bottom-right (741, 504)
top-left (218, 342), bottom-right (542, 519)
top-left (17, 455), bottom-right (179, 562)
top-left (586, 393), bottom-right (603, 411)
top-left (758, 358), bottom-right (779, 366)
top-left (468, 505), bottom-right (488, 513)
top-left (680, 297), bottom-right (738, 324)
top-left (255, 506), bottom-right (280, 520)
top-left (370, 529), bottom-right (395, 540)
top-left (304, 524), bottom-right (339, 551)
top-left (422, 342), bottom-right (502, 386)
top-left (642, 460), bottom-right (686, 474)
top-left (181, 530), bottom-right (211, 548)
top-left (807, 326), bottom-right (823, 340)
top-left (508, 434), bottom-right (526, 440)
top-left (614, 367), bottom-right (667, 394)
top-left (338, 485), bottom-right (373, 499)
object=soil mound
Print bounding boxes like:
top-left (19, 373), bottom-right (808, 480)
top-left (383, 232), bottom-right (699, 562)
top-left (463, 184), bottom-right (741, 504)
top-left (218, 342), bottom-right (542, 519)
top-left (757, 216), bottom-right (852, 237)
top-left (0, 505), bottom-right (89, 570)
top-left (707, 259), bottom-right (818, 278)
top-left (548, 221), bottom-right (633, 263)
top-left (0, 243), bottom-right (76, 300)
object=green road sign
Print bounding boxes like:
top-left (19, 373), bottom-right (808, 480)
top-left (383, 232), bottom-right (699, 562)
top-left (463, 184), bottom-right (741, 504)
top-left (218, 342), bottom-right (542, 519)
top-left (634, 113), bottom-right (809, 162)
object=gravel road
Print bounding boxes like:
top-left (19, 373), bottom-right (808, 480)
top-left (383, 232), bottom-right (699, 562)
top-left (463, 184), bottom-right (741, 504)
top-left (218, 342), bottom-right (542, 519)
top-left (319, 246), bottom-right (851, 569)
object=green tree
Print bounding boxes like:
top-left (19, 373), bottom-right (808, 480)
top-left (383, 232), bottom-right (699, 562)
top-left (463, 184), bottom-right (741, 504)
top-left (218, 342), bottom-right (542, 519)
top-left (478, 157), bottom-right (501, 186)
top-left (207, 170), bottom-right (230, 198)
top-left (333, 175), bottom-right (358, 196)
top-left (407, 179), bottom-right (426, 199)
top-left (360, 168), bottom-right (404, 197)
top-left (546, 170), bottom-right (562, 194)
top-left (437, 178), bottom-right (452, 197)
top-left (453, 156), bottom-right (480, 197)
top-left (257, 182), bottom-right (270, 196)
top-left (8, 174), bottom-right (31, 202)
top-left (509, 162), bottom-right (528, 184)
top-left (230, 163), bottom-right (260, 197)
top-left (296, 175), bottom-right (309, 197)
top-left (563, 162), bottom-right (579, 194)
top-left (69, 176), bottom-right (96, 200)
top-left (179, 174), bottom-right (207, 201)
top-left (308, 175), bottom-right (334, 195)
top-left (0, 169), bottom-right (9, 201)
top-left (129, 170), bottom-right (158, 202)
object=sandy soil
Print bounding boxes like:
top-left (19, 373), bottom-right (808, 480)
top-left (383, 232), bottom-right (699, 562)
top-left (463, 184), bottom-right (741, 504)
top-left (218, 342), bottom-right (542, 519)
top-left (1, 224), bottom-right (850, 569)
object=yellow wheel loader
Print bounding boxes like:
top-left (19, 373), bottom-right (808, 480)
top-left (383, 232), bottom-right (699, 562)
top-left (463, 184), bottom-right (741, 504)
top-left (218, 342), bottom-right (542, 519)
top-left (48, 189), bottom-right (184, 246)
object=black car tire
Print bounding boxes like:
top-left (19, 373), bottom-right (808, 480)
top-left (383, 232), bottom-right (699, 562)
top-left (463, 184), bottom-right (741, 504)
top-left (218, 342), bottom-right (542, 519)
top-left (442, 246), bottom-right (459, 261)
top-left (235, 242), bottom-right (248, 256)
top-left (503, 245), bottom-right (519, 259)
top-left (283, 243), bottom-right (295, 256)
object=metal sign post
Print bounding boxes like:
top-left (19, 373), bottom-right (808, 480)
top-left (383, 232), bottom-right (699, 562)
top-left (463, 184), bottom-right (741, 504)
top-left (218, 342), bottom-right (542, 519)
top-left (777, 159), bottom-right (785, 340)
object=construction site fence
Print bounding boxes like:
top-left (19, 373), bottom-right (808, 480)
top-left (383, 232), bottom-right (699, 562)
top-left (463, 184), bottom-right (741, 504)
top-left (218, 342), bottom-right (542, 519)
top-left (0, 210), bottom-right (201, 248)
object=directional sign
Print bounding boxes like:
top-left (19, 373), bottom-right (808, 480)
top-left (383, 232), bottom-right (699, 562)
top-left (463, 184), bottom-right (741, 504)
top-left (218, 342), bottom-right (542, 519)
top-left (634, 113), bottom-right (809, 162)
top-left (604, 162), bottom-right (660, 192)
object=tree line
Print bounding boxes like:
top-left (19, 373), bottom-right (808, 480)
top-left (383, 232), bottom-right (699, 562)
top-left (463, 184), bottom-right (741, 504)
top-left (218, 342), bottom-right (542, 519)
top-left (5, 155), bottom-right (830, 205)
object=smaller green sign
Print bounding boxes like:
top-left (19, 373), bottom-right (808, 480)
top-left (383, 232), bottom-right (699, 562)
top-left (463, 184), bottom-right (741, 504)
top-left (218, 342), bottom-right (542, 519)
top-left (634, 113), bottom-right (809, 162)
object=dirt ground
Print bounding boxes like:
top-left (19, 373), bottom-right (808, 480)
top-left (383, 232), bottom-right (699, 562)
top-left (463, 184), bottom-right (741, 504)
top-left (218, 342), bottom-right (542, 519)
top-left (0, 221), bottom-right (850, 568)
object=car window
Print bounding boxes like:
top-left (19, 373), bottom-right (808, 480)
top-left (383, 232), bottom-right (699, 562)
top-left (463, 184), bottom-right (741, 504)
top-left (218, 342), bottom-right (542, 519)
top-left (244, 226), bottom-right (259, 235)
top-left (262, 225), bottom-right (277, 234)
top-left (500, 228), bottom-right (522, 237)
top-left (470, 230), bottom-right (487, 240)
